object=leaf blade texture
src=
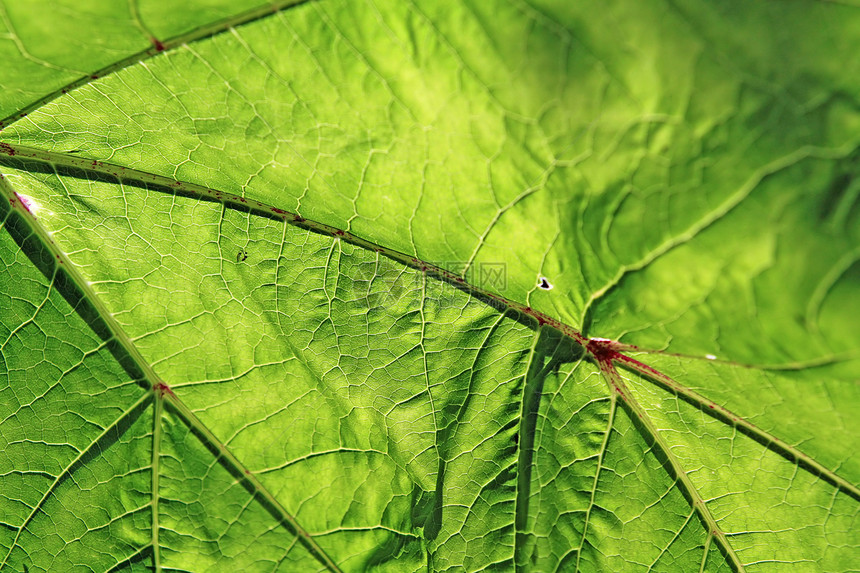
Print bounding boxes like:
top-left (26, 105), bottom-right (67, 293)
top-left (1, 1), bottom-right (859, 571)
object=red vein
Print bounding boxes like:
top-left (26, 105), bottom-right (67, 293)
top-left (613, 352), bottom-right (860, 499)
top-left (603, 340), bottom-right (858, 372)
top-left (3, 143), bottom-right (857, 500)
top-left (594, 355), bottom-right (747, 573)
top-left (0, 142), bottom-right (591, 351)
top-left (0, 156), bottom-right (340, 572)
top-left (4, 141), bottom-right (859, 572)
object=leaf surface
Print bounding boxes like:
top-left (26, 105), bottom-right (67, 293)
top-left (1, 1), bottom-right (859, 571)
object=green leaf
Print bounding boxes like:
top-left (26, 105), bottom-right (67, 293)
top-left (1, 1), bottom-right (859, 571)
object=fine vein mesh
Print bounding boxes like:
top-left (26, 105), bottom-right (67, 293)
top-left (1, 0), bottom-right (859, 571)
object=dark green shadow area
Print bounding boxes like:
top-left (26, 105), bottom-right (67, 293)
top-left (104, 547), bottom-right (155, 573)
top-left (1, 174), bottom-right (157, 572)
top-left (0, 187), bottom-right (149, 390)
top-left (0, 167), bottom-right (342, 571)
top-left (515, 328), bottom-right (584, 566)
top-left (1, 153), bottom-right (597, 571)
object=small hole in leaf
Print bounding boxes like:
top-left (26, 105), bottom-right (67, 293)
top-left (538, 277), bottom-right (553, 290)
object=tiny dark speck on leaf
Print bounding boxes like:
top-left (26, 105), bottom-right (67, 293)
top-left (237, 249), bottom-right (248, 263)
